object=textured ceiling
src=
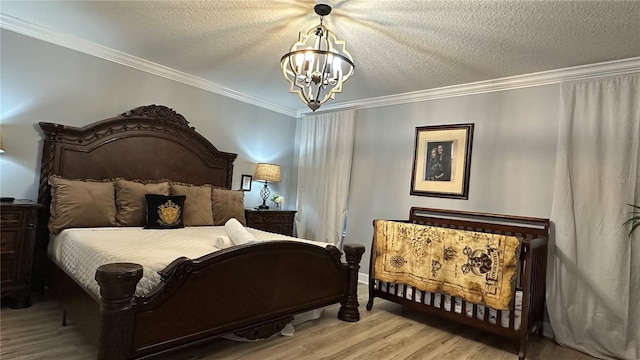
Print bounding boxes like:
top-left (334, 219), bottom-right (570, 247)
top-left (1, 0), bottom-right (639, 114)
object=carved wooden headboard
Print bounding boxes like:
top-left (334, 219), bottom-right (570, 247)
top-left (36, 104), bottom-right (237, 249)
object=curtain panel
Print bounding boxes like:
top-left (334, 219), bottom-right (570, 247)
top-left (548, 74), bottom-right (640, 359)
top-left (295, 110), bottom-right (356, 247)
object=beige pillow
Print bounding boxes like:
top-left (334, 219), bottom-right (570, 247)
top-left (171, 183), bottom-right (214, 226)
top-left (116, 179), bottom-right (170, 226)
top-left (212, 188), bottom-right (246, 226)
top-left (48, 176), bottom-right (117, 234)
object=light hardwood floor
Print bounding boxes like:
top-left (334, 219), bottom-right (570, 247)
top-left (1, 284), bottom-right (597, 360)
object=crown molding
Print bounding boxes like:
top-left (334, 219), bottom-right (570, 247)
top-left (298, 57), bottom-right (640, 117)
top-left (2, 14), bottom-right (637, 120)
top-left (0, 14), bottom-right (299, 118)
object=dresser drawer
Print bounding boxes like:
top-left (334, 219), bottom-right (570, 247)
top-left (1, 255), bottom-right (17, 283)
top-left (1, 231), bottom-right (17, 253)
top-left (0, 201), bottom-right (41, 308)
top-left (245, 209), bottom-right (296, 237)
top-left (0, 210), bottom-right (24, 227)
top-left (249, 214), bottom-right (293, 224)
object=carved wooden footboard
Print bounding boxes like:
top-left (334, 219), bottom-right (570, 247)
top-left (45, 241), bottom-right (364, 360)
top-left (367, 207), bottom-right (549, 360)
top-left (92, 241), bottom-right (364, 359)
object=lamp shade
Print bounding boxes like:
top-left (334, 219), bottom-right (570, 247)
top-left (253, 163), bottom-right (281, 182)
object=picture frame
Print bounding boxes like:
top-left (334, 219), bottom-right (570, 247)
top-left (410, 123), bottom-right (474, 199)
top-left (240, 174), bottom-right (252, 191)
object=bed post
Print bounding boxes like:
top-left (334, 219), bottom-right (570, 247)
top-left (338, 243), bottom-right (365, 322)
top-left (95, 263), bottom-right (143, 360)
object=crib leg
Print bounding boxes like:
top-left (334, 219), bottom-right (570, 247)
top-left (366, 279), bottom-right (376, 310)
top-left (518, 334), bottom-right (528, 360)
top-left (366, 278), bottom-right (375, 311)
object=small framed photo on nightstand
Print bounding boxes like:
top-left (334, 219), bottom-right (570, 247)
top-left (240, 174), bottom-right (252, 191)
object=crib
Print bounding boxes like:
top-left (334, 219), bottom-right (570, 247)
top-left (366, 207), bottom-right (549, 360)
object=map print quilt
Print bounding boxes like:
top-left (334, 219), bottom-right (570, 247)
top-left (373, 220), bottom-right (521, 310)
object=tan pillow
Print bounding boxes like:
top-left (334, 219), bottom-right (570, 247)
top-left (171, 183), bottom-right (214, 226)
top-left (48, 176), bottom-right (117, 234)
top-left (212, 188), bottom-right (246, 226)
top-left (116, 179), bottom-right (170, 226)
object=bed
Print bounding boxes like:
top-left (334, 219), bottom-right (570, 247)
top-left (366, 207), bottom-right (549, 360)
top-left (35, 104), bottom-right (365, 360)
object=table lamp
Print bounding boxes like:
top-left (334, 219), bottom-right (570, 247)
top-left (253, 163), bottom-right (281, 209)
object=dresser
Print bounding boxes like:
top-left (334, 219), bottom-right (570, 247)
top-left (1, 200), bottom-right (41, 308)
top-left (244, 209), bottom-right (297, 236)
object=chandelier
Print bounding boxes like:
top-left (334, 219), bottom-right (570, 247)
top-left (280, 3), bottom-right (355, 112)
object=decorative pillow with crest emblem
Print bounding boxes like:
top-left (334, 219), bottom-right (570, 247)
top-left (144, 194), bottom-right (186, 229)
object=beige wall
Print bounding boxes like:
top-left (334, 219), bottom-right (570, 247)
top-left (0, 30), bottom-right (298, 210)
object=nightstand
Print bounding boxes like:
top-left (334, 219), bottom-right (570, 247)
top-left (1, 200), bottom-right (42, 308)
top-left (244, 209), bottom-right (297, 236)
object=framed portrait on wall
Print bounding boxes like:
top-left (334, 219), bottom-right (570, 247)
top-left (240, 174), bottom-right (252, 191)
top-left (410, 123), bottom-right (474, 199)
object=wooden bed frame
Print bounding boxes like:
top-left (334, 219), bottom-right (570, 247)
top-left (35, 105), bottom-right (365, 360)
top-left (366, 207), bottom-right (549, 360)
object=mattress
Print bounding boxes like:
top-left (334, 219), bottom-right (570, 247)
top-left (48, 226), bottom-right (328, 298)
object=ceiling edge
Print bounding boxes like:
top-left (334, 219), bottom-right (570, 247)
top-left (0, 14), bottom-right (299, 118)
top-left (298, 57), bottom-right (640, 117)
top-left (2, 14), bottom-right (638, 120)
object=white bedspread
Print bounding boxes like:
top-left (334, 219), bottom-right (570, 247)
top-left (48, 225), bottom-right (328, 298)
